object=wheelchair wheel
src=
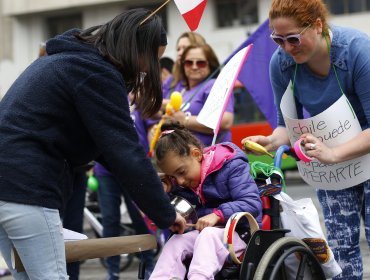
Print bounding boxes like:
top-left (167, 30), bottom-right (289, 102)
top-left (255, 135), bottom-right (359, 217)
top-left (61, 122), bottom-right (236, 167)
top-left (252, 237), bottom-right (325, 280)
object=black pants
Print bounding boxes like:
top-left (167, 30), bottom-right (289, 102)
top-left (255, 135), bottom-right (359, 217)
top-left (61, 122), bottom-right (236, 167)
top-left (63, 172), bottom-right (87, 280)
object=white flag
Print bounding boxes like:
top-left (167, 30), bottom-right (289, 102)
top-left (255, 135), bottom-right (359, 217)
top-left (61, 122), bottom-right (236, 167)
top-left (197, 45), bottom-right (253, 135)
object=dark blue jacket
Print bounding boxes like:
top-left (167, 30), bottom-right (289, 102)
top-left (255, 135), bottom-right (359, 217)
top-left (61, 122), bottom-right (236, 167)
top-left (171, 142), bottom-right (262, 227)
top-left (0, 29), bottom-right (175, 228)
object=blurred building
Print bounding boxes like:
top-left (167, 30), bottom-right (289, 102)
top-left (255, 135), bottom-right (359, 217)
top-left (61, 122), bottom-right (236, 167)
top-left (0, 0), bottom-right (370, 98)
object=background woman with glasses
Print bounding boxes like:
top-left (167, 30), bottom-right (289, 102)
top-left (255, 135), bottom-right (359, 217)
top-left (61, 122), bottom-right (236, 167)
top-left (167, 32), bottom-right (206, 90)
top-left (241, 0), bottom-right (370, 279)
top-left (163, 43), bottom-right (234, 146)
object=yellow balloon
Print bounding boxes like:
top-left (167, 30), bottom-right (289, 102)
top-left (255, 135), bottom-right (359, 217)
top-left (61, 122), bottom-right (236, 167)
top-left (170, 92), bottom-right (182, 112)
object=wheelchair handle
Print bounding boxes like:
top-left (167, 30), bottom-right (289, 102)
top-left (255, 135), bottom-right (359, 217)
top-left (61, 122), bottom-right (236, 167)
top-left (273, 145), bottom-right (291, 169)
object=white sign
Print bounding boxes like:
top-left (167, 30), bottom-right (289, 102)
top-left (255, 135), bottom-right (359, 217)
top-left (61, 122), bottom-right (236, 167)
top-left (197, 45), bottom-right (253, 136)
top-left (281, 81), bottom-right (370, 190)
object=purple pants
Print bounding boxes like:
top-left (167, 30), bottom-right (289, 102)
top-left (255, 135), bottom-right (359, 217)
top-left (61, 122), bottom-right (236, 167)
top-left (150, 227), bottom-right (246, 280)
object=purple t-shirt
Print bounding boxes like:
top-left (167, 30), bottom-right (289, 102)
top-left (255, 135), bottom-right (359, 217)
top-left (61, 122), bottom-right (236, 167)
top-left (163, 78), bottom-right (234, 146)
top-left (94, 104), bottom-right (150, 176)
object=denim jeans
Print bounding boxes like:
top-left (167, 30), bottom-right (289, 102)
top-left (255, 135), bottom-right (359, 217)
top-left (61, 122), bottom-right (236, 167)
top-left (0, 200), bottom-right (68, 280)
top-left (97, 175), bottom-right (155, 280)
top-left (317, 180), bottom-right (370, 280)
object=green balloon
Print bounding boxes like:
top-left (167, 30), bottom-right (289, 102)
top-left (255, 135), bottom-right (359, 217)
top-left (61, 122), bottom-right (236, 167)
top-left (87, 175), bottom-right (99, 191)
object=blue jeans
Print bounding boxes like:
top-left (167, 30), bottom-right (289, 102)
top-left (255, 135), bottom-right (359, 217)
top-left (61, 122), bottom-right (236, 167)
top-left (0, 201), bottom-right (68, 280)
top-left (97, 175), bottom-right (155, 280)
top-left (317, 180), bottom-right (370, 280)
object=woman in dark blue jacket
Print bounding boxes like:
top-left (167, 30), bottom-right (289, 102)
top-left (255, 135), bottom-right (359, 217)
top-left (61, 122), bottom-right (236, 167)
top-left (0, 9), bottom-right (186, 279)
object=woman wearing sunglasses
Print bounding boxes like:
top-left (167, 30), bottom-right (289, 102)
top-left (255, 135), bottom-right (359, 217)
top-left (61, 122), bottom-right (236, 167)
top-left (158, 32), bottom-right (206, 114)
top-left (168, 32), bottom-right (206, 89)
top-left (242, 0), bottom-right (370, 279)
top-left (163, 43), bottom-right (234, 146)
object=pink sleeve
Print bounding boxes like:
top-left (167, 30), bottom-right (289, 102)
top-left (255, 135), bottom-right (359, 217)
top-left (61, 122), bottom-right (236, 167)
top-left (213, 208), bottom-right (225, 223)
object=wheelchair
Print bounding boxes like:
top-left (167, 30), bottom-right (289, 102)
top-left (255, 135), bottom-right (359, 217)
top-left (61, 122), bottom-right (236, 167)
top-left (212, 145), bottom-right (326, 280)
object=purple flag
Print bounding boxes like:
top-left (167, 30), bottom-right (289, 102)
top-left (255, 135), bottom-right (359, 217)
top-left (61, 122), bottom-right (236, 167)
top-left (225, 19), bottom-right (278, 128)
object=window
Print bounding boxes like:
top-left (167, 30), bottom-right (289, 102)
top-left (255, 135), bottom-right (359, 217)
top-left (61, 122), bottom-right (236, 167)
top-left (349, 1), bottom-right (363, 13)
top-left (324, 0), bottom-right (369, 14)
top-left (46, 14), bottom-right (82, 38)
top-left (215, 0), bottom-right (258, 28)
top-left (129, 3), bottom-right (168, 31)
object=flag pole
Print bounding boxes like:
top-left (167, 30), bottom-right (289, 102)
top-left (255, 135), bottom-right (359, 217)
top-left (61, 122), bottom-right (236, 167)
top-left (140, 0), bottom-right (172, 25)
top-left (211, 132), bottom-right (217, 146)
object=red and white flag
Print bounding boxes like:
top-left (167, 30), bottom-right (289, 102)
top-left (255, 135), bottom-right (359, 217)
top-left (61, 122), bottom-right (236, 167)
top-left (173, 0), bottom-right (207, 31)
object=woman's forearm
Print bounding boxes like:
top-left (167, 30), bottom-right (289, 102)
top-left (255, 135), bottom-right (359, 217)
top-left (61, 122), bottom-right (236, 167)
top-left (268, 127), bottom-right (291, 151)
top-left (330, 128), bottom-right (370, 163)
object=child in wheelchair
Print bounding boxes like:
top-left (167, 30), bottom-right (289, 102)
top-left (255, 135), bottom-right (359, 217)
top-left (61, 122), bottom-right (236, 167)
top-left (149, 121), bottom-right (262, 280)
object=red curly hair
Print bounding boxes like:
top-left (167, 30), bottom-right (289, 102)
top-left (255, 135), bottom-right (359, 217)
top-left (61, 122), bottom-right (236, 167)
top-left (269, 0), bottom-right (330, 34)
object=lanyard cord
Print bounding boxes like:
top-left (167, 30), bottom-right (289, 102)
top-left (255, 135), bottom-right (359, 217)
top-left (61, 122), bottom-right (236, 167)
top-left (292, 30), bottom-right (344, 96)
top-left (291, 30), bottom-right (356, 117)
top-left (323, 31), bottom-right (345, 95)
top-left (324, 31), bottom-right (356, 117)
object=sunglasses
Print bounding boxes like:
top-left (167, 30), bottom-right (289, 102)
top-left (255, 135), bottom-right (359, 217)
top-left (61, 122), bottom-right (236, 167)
top-left (183, 59), bottom-right (208, 69)
top-left (270, 25), bottom-right (311, 47)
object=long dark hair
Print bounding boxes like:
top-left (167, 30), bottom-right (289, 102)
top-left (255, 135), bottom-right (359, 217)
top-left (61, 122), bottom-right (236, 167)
top-left (75, 8), bottom-right (166, 117)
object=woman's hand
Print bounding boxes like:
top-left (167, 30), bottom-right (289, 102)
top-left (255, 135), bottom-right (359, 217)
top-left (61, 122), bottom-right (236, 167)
top-left (169, 212), bottom-right (187, 234)
top-left (241, 127), bottom-right (290, 154)
top-left (163, 111), bottom-right (186, 125)
top-left (195, 213), bottom-right (220, 232)
top-left (241, 135), bottom-right (273, 154)
top-left (300, 134), bottom-right (338, 164)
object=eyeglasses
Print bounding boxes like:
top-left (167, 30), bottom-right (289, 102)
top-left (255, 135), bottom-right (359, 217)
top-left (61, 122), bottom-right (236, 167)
top-left (183, 60), bottom-right (208, 69)
top-left (270, 25), bottom-right (311, 47)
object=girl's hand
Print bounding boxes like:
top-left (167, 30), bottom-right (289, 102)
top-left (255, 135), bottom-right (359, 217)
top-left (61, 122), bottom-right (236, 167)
top-left (300, 134), bottom-right (338, 164)
top-left (195, 213), bottom-right (220, 232)
top-left (161, 98), bottom-right (170, 112)
top-left (147, 124), bottom-right (157, 144)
